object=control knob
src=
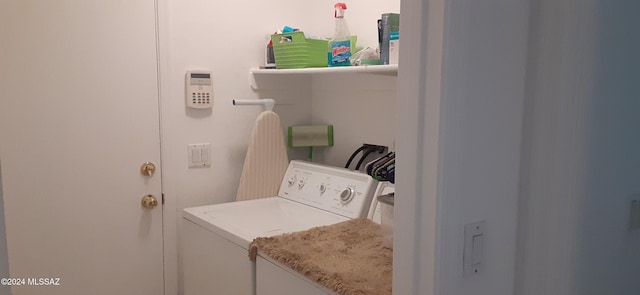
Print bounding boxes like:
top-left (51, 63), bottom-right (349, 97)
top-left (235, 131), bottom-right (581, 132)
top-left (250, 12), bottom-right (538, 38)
top-left (319, 184), bottom-right (327, 194)
top-left (287, 176), bottom-right (296, 187)
top-left (339, 187), bottom-right (355, 205)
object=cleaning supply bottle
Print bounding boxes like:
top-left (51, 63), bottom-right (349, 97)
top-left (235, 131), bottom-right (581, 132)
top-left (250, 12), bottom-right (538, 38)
top-left (329, 3), bottom-right (351, 67)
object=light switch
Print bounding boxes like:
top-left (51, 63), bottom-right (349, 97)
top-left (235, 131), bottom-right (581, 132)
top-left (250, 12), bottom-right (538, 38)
top-left (192, 148), bottom-right (201, 163)
top-left (471, 234), bottom-right (484, 265)
top-left (464, 221), bottom-right (486, 276)
top-left (188, 143), bottom-right (211, 168)
top-left (200, 144), bottom-right (210, 166)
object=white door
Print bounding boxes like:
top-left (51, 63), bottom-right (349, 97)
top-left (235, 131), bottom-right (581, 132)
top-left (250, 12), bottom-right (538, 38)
top-left (0, 1), bottom-right (164, 294)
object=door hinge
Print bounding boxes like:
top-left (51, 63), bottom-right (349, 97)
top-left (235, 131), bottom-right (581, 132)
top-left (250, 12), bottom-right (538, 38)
top-left (162, 193), bottom-right (165, 205)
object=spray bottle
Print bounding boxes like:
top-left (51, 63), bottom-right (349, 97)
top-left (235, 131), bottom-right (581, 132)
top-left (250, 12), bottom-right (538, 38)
top-left (329, 3), bottom-right (351, 67)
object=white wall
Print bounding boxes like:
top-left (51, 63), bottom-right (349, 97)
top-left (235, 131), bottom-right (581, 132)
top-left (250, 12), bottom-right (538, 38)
top-left (395, 0), bottom-right (530, 293)
top-left (159, 0), bottom-right (400, 293)
top-left (515, 1), bottom-right (640, 294)
top-left (311, 74), bottom-right (397, 167)
top-left (433, 1), bottom-right (530, 294)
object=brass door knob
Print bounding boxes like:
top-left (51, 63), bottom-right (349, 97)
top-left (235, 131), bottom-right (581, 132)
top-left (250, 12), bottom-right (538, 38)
top-left (141, 195), bottom-right (158, 209)
top-left (141, 162), bottom-right (156, 176)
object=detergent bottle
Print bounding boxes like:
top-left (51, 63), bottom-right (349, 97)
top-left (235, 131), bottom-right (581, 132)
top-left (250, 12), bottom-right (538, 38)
top-left (328, 3), bottom-right (351, 67)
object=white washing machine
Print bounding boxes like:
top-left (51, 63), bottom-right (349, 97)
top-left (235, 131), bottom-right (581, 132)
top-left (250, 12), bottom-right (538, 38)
top-left (254, 182), bottom-right (395, 295)
top-left (182, 160), bottom-right (378, 295)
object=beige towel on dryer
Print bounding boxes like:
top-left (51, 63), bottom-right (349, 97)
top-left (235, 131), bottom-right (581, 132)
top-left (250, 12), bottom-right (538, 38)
top-left (236, 110), bottom-right (289, 201)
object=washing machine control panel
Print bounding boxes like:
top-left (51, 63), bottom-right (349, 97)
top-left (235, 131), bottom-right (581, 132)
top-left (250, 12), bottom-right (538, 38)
top-left (278, 160), bottom-right (378, 219)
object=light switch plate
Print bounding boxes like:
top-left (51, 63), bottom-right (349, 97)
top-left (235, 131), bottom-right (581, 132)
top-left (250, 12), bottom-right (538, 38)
top-left (464, 220), bottom-right (486, 276)
top-left (188, 143), bottom-right (211, 168)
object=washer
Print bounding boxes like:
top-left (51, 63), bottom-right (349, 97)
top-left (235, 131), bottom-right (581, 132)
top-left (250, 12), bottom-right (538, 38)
top-left (182, 160), bottom-right (378, 295)
top-left (254, 182), bottom-right (395, 295)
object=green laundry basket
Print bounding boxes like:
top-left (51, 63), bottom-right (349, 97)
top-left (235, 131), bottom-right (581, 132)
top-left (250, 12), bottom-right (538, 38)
top-left (271, 32), bottom-right (328, 69)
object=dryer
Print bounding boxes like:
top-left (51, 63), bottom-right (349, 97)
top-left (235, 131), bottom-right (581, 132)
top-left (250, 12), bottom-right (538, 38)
top-left (254, 182), bottom-right (395, 295)
top-left (182, 160), bottom-right (378, 295)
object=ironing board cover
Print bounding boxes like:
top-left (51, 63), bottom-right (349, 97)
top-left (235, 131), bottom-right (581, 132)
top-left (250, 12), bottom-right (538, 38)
top-left (235, 110), bottom-right (289, 201)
